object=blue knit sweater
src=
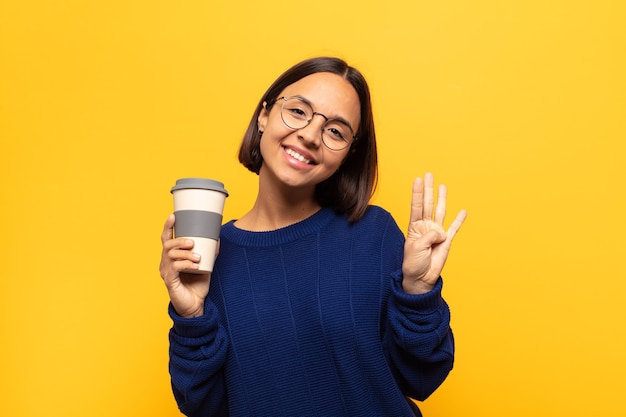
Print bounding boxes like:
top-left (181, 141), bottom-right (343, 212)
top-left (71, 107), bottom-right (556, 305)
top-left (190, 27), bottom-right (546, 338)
top-left (168, 206), bottom-right (454, 416)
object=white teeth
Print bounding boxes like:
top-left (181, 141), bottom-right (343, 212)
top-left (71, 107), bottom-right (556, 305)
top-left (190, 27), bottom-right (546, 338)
top-left (285, 148), bottom-right (312, 164)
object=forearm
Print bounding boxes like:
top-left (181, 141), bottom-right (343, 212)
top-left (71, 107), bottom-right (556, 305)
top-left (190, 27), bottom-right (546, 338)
top-left (385, 275), bottom-right (455, 401)
top-left (168, 301), bottom-right (229, 416)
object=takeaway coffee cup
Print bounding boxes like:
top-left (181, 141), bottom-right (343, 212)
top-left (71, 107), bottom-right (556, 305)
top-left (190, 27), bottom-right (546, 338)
top-left (171, 178), bottom-right (229, 273)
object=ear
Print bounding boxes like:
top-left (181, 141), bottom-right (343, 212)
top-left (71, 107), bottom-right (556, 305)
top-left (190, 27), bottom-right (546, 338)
top-left (257, 101), bottom-right (268, 133)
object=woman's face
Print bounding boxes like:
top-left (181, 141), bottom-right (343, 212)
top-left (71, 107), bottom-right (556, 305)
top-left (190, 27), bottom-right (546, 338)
top-left (257, 72), bottom-right (361, 192)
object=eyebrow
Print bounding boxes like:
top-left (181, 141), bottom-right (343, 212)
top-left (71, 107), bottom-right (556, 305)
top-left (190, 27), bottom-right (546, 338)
top-left (292, 95), bottom-right (356, 133)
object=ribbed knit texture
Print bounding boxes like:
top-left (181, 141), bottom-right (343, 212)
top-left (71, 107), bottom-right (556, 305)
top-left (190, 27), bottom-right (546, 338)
top-left (169, 206), bottom-right (454, 417)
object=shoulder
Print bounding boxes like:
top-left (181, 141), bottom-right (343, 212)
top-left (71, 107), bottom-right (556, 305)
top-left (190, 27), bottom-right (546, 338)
top-left (348, 205), bottom-right (403, 240)
top-left (355, 205), bottom-right (396, 228)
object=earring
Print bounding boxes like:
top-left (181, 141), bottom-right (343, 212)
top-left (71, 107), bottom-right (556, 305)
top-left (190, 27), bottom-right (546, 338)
top-left (258, 130), bottom-right (264, 137)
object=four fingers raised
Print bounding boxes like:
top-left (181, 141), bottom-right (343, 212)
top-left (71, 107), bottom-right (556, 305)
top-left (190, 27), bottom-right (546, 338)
top-left (410, 173), bottom-right (466, 233)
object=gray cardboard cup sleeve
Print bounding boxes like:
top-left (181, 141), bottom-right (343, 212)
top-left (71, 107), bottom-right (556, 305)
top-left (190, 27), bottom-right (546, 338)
top-left (173, 210), bottom-right (223, 240)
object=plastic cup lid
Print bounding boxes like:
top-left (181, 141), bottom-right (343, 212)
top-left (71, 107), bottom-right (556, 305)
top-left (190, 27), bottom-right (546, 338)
top-left (170, 178), bottom-right (229, 196)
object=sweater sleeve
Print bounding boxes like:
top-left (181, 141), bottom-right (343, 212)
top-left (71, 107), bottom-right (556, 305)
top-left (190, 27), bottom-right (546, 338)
top-left (168, 299), bottom-right (229, 416)
top-left (372, 207), bottom-right (454, 401)
top-left (384, 274), bottom-right (455, 401)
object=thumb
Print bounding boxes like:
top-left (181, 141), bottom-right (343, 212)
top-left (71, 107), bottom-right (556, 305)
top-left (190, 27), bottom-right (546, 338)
top-left (420, 229), bottom-right (447, 247)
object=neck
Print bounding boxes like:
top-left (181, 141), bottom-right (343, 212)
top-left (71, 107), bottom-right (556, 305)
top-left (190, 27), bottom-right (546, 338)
top-left (235, 174), bottom-right (321, 232)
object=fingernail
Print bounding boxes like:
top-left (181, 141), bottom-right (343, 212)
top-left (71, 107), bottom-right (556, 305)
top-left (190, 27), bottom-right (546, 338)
top-left (192, 253), bottom-right (201, 260)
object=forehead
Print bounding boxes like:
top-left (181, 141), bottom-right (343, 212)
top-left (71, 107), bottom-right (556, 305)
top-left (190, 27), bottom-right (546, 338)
top-left (279, 72), bottom-right (361, 126)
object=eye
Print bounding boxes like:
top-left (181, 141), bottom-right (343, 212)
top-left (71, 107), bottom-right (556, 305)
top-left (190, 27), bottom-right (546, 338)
top-left (287, 106), bottom-right (308, 119)
top-left (326, 127), bottom-right (345, 140)
top-left (324, 121), bottom-right (350, 142)
top-left (283, 98), bottom-right (312, 121)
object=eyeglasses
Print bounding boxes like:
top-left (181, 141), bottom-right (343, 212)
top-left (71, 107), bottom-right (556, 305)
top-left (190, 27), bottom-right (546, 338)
top-left (273, 96), bottom-right (357, 151)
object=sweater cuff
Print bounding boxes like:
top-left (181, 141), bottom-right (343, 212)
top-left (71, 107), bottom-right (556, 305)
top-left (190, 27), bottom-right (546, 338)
top-left (169, 301), bottom-right (222, 340)
top-left (391, 271), bottom-right (445, 313)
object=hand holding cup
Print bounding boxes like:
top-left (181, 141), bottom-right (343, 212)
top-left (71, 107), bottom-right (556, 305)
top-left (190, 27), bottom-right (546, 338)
top-left (159, 178), bottom-right (228, 318)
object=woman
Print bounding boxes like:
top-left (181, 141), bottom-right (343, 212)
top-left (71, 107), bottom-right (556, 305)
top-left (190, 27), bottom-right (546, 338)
top-left (160, 56), bottom-right (467, 416)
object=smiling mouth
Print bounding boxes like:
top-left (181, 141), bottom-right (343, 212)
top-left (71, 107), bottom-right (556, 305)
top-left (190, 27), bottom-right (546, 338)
top-left (284, 147), bottom-right (315, 165)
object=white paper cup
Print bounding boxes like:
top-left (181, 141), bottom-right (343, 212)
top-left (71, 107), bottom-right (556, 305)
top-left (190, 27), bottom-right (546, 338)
top-left (171, 178), bottom-right (228, 273)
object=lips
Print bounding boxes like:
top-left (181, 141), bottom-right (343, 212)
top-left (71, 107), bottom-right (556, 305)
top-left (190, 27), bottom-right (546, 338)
top-left (284, 146), bottom-right (317, 165)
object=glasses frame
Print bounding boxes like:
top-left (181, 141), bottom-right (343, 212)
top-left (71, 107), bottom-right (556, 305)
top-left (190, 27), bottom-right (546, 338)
top-left (273, 96), bottom-right (357, 151)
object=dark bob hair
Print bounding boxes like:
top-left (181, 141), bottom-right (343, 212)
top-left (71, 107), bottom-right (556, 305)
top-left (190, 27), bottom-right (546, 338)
top-left (238, 56), bottom-right (378, 222)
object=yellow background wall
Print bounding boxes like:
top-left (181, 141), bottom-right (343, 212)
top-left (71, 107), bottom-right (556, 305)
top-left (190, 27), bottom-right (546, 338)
top-left (1, 1), bottom-right (624, 416)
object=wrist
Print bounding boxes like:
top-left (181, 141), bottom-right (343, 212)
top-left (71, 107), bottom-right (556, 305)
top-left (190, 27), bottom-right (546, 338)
top-left (402, 279), bottom-right (435, 295)
top-left (170, 299), bottom-right (205, 318)
top-left (182, 307), bottom-right (204, 318)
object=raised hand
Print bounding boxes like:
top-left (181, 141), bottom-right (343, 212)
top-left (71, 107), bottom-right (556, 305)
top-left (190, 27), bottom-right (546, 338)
top-left (159, 214), bottom-right (213, 318)
top-left (402, 173), bottom-right (467, 294)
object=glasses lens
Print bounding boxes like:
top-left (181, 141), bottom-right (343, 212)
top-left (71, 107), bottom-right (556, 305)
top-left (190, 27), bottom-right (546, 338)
top-left (322, 120), bottom-right (353, 150)
top-left (280, 98), bottom-right (312, 129)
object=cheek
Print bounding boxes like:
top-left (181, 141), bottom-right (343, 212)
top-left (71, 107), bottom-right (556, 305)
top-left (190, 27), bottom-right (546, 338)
top-left (324, 149), bottom-right (351, 171)
top-left (258, 127), bottom-right (286, 162)
top-left (258, 134), bottom-right (272, 160)
top-left (262, 118), bottom-right (292, 145)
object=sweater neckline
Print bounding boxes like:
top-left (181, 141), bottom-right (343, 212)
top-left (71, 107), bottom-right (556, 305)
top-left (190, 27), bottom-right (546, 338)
top-left (221, 207), bottom-right (336, 247)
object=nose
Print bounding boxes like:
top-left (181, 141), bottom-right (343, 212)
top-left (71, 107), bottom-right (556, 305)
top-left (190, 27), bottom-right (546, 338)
top-left (297, 113), bottom-right (327, 147)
